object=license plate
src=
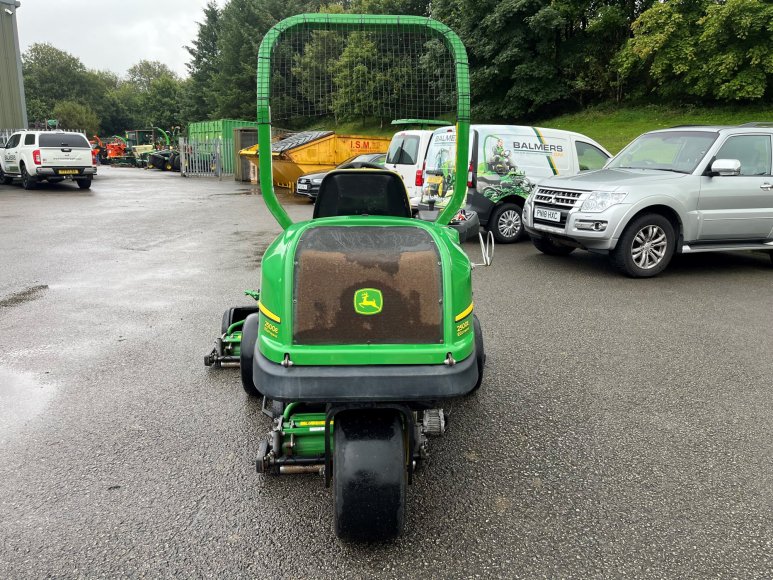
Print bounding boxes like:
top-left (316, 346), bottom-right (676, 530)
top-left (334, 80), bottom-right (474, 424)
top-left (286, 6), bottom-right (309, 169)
top-left (58, 169), bottom-right (79, 175)
top-left (297, 183), bottom-right (309, 191)
top-left (534, 207), bottom-right (561, 222)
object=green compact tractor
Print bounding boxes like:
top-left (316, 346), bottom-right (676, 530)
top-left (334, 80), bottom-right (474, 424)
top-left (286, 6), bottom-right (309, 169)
top-left (212, 14), bottom-right (493, 541)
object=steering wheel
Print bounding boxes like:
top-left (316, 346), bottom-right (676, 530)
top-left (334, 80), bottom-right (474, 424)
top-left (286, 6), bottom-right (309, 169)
top-left (338, 162), bottom-right (386, 170)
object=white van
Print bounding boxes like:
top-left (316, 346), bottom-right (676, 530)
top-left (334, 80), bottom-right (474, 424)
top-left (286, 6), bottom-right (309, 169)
top-left (384, 129), bottom-right (434, 200)
top-left (421, 125), bottom-right (611, 242)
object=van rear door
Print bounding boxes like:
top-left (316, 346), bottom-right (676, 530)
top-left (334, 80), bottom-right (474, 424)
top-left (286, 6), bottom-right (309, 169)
top-left (386, 132), bottom-right (424, 197)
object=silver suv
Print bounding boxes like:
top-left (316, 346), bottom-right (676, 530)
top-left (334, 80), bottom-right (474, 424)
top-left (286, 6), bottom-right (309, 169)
top-left (522, 124), bottom-right (773, 277)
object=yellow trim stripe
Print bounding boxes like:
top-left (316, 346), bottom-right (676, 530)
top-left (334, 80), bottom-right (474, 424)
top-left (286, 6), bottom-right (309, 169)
top-left (258, 301), bottom-right (281, 323)
top-left (533, 127), bottom-right (558, 176)
top-left (455, 302), bottom-right (474, 322)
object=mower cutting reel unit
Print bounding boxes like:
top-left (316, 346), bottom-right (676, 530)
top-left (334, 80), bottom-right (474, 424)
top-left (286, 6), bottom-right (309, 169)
top-left (216, 14), bottom-right (492, 541)
top-left (205, 291), bottom-right (260, 368)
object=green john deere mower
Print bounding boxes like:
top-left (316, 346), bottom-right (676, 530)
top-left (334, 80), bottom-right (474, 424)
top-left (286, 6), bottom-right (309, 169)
top-left (210, 14), bottom-right (493, 541)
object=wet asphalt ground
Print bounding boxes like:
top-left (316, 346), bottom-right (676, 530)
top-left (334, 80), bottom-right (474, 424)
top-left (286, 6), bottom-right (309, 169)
top-left (1, 167), bottom-right (772, 578)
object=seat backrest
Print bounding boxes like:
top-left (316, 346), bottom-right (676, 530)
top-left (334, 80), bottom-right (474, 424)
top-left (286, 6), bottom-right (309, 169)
top-left (313, 169), bottom-right (412, 219)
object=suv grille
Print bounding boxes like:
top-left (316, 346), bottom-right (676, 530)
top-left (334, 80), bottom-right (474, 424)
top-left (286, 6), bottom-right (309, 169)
top-left (532, 188), bottom-right (585, 228)
top-left (534, 188), bottom-right (583, 208)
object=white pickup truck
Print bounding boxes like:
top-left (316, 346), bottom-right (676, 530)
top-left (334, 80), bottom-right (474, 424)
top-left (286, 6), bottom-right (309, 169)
top-left (0, 131), bottom-right (97, 190)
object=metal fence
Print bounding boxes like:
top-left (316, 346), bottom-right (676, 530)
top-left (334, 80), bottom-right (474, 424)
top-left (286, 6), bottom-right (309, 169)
top-left (179, 137), bottom-right (235, 178)
top-left (0, 129), bottom-right (22, 146)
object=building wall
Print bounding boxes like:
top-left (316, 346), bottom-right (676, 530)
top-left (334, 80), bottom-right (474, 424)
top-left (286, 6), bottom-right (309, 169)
top-left (0, 0), bottom-right (27, 130)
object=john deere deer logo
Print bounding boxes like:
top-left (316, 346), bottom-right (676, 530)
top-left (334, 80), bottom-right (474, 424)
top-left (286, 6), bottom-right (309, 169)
top-left (354, 288), bottom-right (383, 315)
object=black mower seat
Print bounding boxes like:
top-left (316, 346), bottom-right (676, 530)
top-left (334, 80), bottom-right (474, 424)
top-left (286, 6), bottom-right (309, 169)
top-left (313, 169), bottom-right (412, 219)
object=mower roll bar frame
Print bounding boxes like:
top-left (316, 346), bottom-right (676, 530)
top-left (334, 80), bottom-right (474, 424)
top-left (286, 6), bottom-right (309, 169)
top-left (256, 13), bottom-right (471, 229)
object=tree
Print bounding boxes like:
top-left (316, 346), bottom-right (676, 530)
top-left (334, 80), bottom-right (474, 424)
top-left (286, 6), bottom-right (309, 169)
top-left (183, 1), bottom-right (222, 122)
top-left (350, 0), bottom-right (428, 16)
top-left (693, 0), bottom-right (773, 100)
top-left (142, 75), bottom-right (183, 129)
top-left (617, 0), bottom-right (772, 102)
top-left (23, 44), bottom-right (90, 123)
top-left (52, 101), bottom-right (100, 135)
top-left (213, 0), bottom-right (316, 119)
top-left (122, 59), bottom-right (184, 129)
top-left (213, 0), bottom-right (275, 119)
top-left (431, 0), bottom-right (658, 119)
top-left (109, 83), bottom-right (144, 131)
top-left (84, 70), bottom-right (127, 135)
top-left (126, 60), bottom-right (178, 92)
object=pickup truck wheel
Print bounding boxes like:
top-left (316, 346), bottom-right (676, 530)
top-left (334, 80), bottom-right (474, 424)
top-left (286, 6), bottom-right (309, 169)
top-left (489, 202), bottom-right (525, 244)
top-left (612, 213), bottom-right (675, 278)
top-left (76, 177), bottom-right (92, 190)
top-left (531, 236), bottom-right (575, 256)
top-left (21, 165), bottom-right (36, 190)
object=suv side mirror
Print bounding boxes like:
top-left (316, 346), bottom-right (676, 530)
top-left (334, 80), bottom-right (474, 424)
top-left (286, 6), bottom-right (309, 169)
top-left (711, 159), bottom-right (741, 176)
top-left (472, 230), bottom-right (495, 268)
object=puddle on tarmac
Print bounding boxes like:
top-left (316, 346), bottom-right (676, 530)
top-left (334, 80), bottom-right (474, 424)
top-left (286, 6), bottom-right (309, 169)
top-left (207, 187), bottom-right (309, 205)
top-left (0, 285), bottom-right (48, 309)
top-left (0, 367), bottom-right (57, 436)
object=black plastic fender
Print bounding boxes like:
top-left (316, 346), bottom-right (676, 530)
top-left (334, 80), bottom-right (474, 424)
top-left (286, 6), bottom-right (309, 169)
top-left (221, 306), bottom-right (259, 334)
top-left (333, 409), bottom-right (406, 541)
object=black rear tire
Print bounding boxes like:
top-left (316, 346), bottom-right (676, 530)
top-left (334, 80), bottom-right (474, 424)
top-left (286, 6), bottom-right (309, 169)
top-left (21, 165), bottom-right (36, 190)
top-left (76, 177), bottom-right (92, 190)
top-left (334, 410), bottom-right (406, 541)
top-left (531, 236), bottom-right (575, 256)
top-left (488, 202), bottom-right (525, 244)
top-left (611, 213), bottom-right (675, 278)
top-left (470, 314), bottom-right (486, 392)
top-left (239, 313), bottom-right (262, 397)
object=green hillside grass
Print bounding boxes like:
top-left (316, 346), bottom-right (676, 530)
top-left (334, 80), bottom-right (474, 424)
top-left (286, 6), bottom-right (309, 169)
top-left (534, 104), bottom-right (773, 154)
top-left (296, 104), bottom-right (771, 154)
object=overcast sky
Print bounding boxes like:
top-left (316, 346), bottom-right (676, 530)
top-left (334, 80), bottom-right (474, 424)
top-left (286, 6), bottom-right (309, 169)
top-left (16, 0), bottom-right (225, 78)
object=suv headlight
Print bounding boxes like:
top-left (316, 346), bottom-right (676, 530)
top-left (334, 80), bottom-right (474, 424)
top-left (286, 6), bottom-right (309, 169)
top-left (311, 178), bottom-right (323, 185)
top-left (581, 191), bottom-right (627, 213)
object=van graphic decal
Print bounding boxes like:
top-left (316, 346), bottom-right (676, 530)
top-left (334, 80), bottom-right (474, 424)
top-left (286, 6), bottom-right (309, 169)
top-left (479, 135), bottom-right (534, 204)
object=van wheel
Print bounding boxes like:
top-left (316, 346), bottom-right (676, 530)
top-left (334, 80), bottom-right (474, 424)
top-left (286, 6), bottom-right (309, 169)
top-left (611, 213), bottom-right (675, 278)
top-left (21, 165), bottom-right (36, 190)
top-left (489, 202), bottom-right (524, 243)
